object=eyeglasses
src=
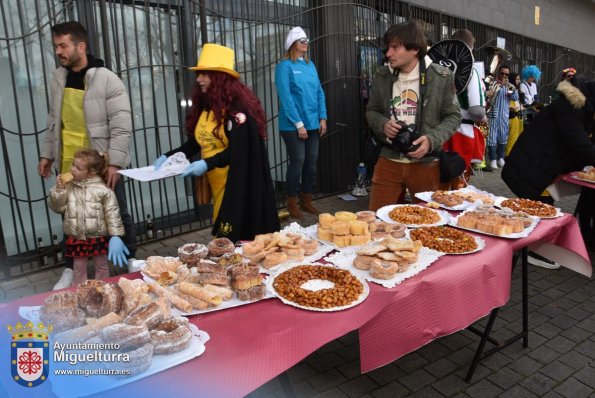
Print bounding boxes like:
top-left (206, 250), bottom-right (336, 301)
top-left (298, 38), bottom-right (309, 45)
top-left (500, 72), bottom-right (509, 76)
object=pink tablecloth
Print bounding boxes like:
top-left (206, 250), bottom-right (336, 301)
top-left (358, 213), bottom-right (592, 372)
top-left (0, 215), bottom-right (590, 397)
top-left (561, 172), bottom-right (595, 189)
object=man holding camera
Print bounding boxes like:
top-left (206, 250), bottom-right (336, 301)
top-left (366, 21), bottom-right (461, 211)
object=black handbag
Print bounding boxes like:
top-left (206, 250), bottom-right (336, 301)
top-left (439, 151), bottom-right (466, 183)
top-left (363, 130), bottom-right (383, 169)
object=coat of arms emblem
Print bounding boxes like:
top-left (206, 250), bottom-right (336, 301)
top-left (8, 321), bottom-right (52, 387)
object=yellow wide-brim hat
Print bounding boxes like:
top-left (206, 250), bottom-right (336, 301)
top-left (188, 43), bottom-right (239, 79)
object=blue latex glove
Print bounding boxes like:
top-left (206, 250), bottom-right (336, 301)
top-left (180, 160), bottom-right (207, 177)
top-left (153, 155), bottom-right (167, 170)
top-left (108, 236), bottom-right (130, 268)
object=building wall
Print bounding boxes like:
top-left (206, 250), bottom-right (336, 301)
top-left (407, 0), bottom-right (595, 56)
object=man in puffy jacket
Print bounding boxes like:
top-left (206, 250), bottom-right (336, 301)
top-left (37, 21), bottom-right (135, 288)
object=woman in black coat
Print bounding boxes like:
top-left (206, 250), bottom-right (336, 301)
top-left (502, 75), bottom-right (595, 203)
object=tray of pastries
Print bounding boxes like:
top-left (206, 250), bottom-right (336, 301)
top-left (409, 226), bottom-right (485, 254)
top-left (238, 231), bottom-right (333, 273)
top-left (20, 279), bottom-right (210, 395)
top-left (266, 263), bottom-right (369, 312)
top-left (304, 211), bottom-right (407, 251)
top-left (324, 237), bottom-right (443, 288)
top-left (416, 185), bottom-right (503, 210)
top-left (497, 198), bottom-right (562, 218)
top-left (449, 205), bottom-right (539, 239)
top-left (138, 239), bottom-right (272, 315)
top-left (376, 204), bottom-right (450, 227)
top-left (572, 166), bottom-right (595, 184)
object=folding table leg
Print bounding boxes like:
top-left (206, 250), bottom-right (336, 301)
top-left (521, 247), bottom-right (529, 347)
top-left (465, 308), bottom-right (499, 382)
top-left (465, 247), bottom-right (530, 382)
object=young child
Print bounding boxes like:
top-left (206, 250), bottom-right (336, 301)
top-left (49, 149), bottom-right (128, 286)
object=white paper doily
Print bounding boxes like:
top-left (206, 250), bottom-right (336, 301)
top-left (324, 246), bottom-right (443, 288)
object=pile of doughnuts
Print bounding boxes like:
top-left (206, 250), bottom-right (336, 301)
top-left (317, 211), bottom-right (372, 247)
top-left (500, 198), bottom-right (557, 218)
top-left (457, 207), bottom-right (533, 236)
top-left (241, 232), bottom-right (319, 270)
top-left (273, 265), bottom-right (364, 309)
top-left (41, 279), bottom-right (194, 377)
top-left (353, 237), bottom-right (422, 280)
top-left (410, 226), bottom-right (478, 254)
top-left (388, 205), bottom-right (441, 225)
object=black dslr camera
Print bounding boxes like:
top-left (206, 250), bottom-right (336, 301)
top-left (392, 120), bottom-right (420, 153)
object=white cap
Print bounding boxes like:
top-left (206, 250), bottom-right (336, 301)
top-left (284, 26), bottom-right (307, 51)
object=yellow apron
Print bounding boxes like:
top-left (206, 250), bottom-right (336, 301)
top-left (60, 87), bottom-right (89, 173)
top-left (194, 111), bottom-right (229, 219)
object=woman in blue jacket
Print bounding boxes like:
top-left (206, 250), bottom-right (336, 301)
top-left (275, 26), bottom-right (327, 219)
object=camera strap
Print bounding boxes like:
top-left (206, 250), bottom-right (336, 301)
top-left (417, 58), bottom-right (427, 128)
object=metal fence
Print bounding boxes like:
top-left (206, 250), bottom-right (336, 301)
top-left (1, 0), bottom-right (593, 279)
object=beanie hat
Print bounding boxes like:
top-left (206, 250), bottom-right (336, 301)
top-left (284, 27), bottom-right (307, 51)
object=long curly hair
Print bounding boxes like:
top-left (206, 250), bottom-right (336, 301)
top-left (184, 71), bottom-right (267, 139)
top-left (521, 65), bottom-right (542, 82)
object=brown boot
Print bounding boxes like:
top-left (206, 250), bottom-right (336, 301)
top-left (286, 197), bottom-right (304, 220)
top-left (299, 192), bottom-right (320, 215)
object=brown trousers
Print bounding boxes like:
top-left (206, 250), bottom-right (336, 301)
top-left (369, 157), bottom-right (440, 212)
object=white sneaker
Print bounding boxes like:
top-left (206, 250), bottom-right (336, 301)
top-left (528, 255), bottom-right (561, 269)
top-left (52, 268), bottom-right (73, 290)
top-left (498, 158), bottom-right (506, 167)
top-left (490, 160), bottom-right (498, 169)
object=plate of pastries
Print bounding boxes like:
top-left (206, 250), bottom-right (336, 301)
top-left (498, 198), bottom-right (561, 218)
top-left (239, 231), bottom-right (333, 273)
top-left (376, 204), bottom-right (450, 227)
top-left (450, 205), bottom-right (539, 239)
top-left (572, 166), bottom-right (595, 183)
top-left (409, 226), bottom-right (485, 254)
top-left (267, 263), bottom-right (369, 312)
top-left (139, 238), bottom-right (270, 314)
top-left (416, 186), bottom-right (499, 210)
top-left (33, 278), bottom-right (208, 381)
top-left (313, 211), bottom-right (407, 250)
top-left (324, 237), bottom-right (443, 288)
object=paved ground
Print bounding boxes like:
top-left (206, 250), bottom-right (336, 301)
top-left (1, 167), bottom-right (594, 397)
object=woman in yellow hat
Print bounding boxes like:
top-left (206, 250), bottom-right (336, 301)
top-left (153, 43), bottom-right (280, 242)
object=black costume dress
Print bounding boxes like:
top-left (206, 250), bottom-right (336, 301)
top-left (167, 106), bottom-right (280, 242)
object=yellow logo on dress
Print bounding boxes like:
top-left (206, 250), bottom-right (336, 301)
top-left (219, 222), bottom-right (233, 235)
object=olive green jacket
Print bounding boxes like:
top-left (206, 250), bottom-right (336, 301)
top-left (366, 61), bottom-right (461, 159)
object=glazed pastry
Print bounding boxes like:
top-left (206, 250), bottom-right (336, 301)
top-left (178, 281), bottom-right (222, 305)
top-left (124, 302), bottom-right (164, 329)
top-left (80, 283), bottom-right (124, 318)
top-left (150, 317), bottom-right (193, 354)
top-left (236, 285), bottom-right (266, 301)
top-left (147, 283), bottom-right (193, 313)
top-left (100, 323), bottom-right (151, 349)
top-left (207, 238), bottom-right (235, 257)
top-left (178, 243), bottom-right (209, 265)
